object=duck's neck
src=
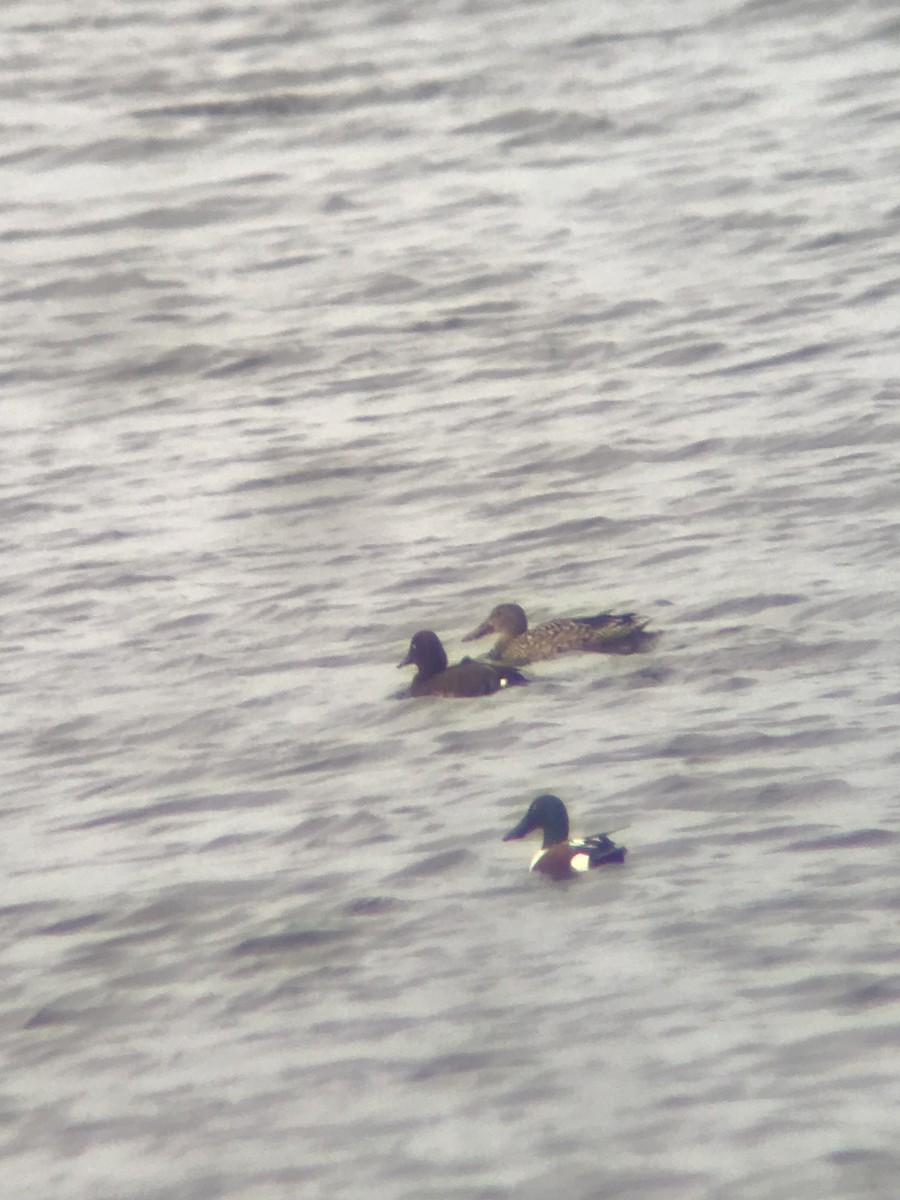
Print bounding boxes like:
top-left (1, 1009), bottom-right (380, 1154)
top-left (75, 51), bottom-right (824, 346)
top-left (541, 818), bottom-right (570, 848)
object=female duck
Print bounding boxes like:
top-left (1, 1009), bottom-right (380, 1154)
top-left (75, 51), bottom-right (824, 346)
top-left (398, 630), bottom-right (528, 698)
top-left (503, 794), bottom-right (626, 881)
top-left (463, 601), bottom-right (653, 665)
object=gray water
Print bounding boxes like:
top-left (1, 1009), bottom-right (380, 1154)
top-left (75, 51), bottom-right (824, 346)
top-left (3, 0), bottom-right (900, 1197)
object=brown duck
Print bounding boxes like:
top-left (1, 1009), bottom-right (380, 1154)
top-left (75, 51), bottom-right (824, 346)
top-left (463, 601), bottom-right (654, 665)
top-left (398, 630), bottom-right (529, 698)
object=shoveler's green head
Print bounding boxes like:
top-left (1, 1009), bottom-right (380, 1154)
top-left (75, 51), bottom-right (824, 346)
top-left (463, 602), bottom-right (528, 642)
top-left (502, 793), bottom-right (570, 849)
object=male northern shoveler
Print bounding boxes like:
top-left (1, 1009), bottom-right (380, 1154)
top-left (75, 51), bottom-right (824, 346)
top-left (503, 794), bottom-right (626, 881)
top-left (462, 601), bottom-right (654, 665)
top-left (398, 630), bottom-right (528, 698)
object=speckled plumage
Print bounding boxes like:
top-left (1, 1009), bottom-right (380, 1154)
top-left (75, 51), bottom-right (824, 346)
top-left (463, 602), bottom-right (654, 665)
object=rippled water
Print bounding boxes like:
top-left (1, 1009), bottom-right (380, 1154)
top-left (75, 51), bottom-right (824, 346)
top-left (4, 1), bottom-right (900, 1197)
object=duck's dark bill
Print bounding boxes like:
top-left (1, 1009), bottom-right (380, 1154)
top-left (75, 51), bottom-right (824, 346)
top-left (502, 817), bottom-right (531, 842)
top-left (462, 621), bottom-right (493, 642)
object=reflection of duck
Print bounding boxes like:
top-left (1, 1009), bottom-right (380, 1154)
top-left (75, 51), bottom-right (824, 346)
top-left (398, 630), bottom-right (528, 698)
top-left (503, 794), bottom-right (626, 881)
top-left (463, 601), bottom-right (654, 665)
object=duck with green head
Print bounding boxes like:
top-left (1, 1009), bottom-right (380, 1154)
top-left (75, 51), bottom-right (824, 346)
top-left (503, 794), bottom-right (626, 881)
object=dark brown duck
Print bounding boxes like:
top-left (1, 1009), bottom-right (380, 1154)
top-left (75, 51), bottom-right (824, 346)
top-left (463, 601), bottom-right (654, 666)
top-left (398, 630), bottom-right (528, 698)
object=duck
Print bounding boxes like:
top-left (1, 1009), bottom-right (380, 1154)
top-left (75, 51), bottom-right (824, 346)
top-left (462, 601), bottom-right (653, 665)
top-left (503, 794), bottom-right (626, 881)
top-left (398, 630), bottom-right (529, 698)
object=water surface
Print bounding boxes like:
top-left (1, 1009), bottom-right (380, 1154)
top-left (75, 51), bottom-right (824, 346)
top-left (3, 1), bottom-right (899, 1197)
